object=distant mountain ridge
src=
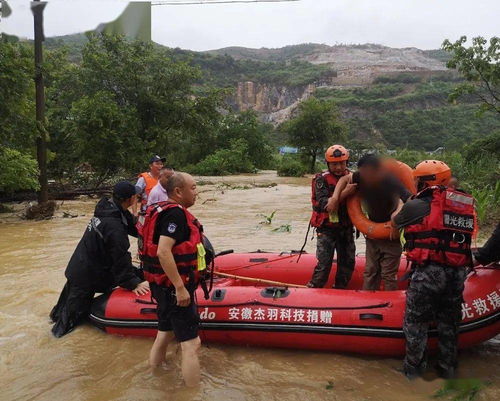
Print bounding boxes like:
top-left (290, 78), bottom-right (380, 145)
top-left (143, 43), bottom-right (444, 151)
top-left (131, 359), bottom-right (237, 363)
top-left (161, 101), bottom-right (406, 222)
top-left (206, 42), bottom-right (449, 64)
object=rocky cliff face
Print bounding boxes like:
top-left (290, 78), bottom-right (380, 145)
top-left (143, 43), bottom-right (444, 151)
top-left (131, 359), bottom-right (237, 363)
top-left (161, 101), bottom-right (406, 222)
top-left (228, 81), bottom-right (317, 125)
top-left (231, 81), bottom-right (316, 113)
top-left (222, 43), bottom-right (448, 125)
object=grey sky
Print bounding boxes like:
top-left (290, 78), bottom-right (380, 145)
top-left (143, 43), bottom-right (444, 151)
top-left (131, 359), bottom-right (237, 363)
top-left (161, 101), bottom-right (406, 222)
top-left (2, 0), bottom-right (499, 50)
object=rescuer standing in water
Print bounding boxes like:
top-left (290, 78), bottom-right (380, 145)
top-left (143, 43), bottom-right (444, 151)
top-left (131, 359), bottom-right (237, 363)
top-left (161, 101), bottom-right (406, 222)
top-left (138, 172), bottom-right (205, 387)
top-left (393, 160), bottom-right (476, 379)
top-left (307, 145), bottom-right (356, 289)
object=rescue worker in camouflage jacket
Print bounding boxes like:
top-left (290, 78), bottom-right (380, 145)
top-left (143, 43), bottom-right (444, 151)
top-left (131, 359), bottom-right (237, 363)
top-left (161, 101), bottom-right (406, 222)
top-left (307, 145), bottom-right (356, 289)
top-left (392, 160), bottom-right (476, 379)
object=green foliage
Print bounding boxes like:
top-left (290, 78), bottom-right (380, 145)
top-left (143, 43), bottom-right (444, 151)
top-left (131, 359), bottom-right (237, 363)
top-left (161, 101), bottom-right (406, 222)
top-left (171, 48), bottom-right (334, 88)
top-left (67, 91), bottom-right (140, 178)
top-left (373, 73), bottom-right (423, 84)
top-left (0, 39), bottom-right (35, 151)
top-left (372, 106), bottom-right (499, 151)
top-left (442, 36), bottom-right (499, 114)
top-left (272, 224), bottom-right (292, 233)
top-left (0, 148), bottom-right (40, 193)
top-left (189, 139), bottom-right (255, 176)
top-left (259, 210), bottom-right (277, 225)
top-left (433, 378), bottom-right (488, 401)
top-left (281, 98), bottom-right (346, 172)
top-left (276, 156), bottom-right (307, 177)
top-left (214, 111), bottom-right (274, 170)
top-left (464, 130), bottom-right (500, 162)
top-left (314, 79), bottom-right (499, 151)
top-left (45, 34), bottom-right (226, 179)
top-left (390, 148), bottom-right (500, 227)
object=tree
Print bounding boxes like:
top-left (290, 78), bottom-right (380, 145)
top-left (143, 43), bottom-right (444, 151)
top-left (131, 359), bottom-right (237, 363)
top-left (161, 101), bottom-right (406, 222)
top-left (442, 36), bottom-right (499, 114)
top-left (47, 33), bottom-right (225, 179)
top-left (0, 39), bottom-right (35, 152)
top-left (0, 148), bottom-right (40, 194)
top-left (281, 98), bottom-right (346, 173)
top-left (0, 38), bottom-right (41, 196)
top-left (216, 111), bottom-right (274, 169)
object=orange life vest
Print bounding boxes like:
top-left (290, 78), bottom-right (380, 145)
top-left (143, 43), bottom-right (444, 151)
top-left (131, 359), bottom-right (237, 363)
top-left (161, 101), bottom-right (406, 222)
top-left (310, 170), bottom-right (350, 229)
top-left (138, 172), bottom-right (158, 208)
top-left (404, 186), bottom-right (475, 267)
top-left (137, 202), bottom-right (203, 288)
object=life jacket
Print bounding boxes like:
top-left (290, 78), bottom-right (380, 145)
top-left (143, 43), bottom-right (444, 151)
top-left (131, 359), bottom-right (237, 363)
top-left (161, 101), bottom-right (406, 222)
top-left (310, 170), bottom-right (350, 228)
top-left (137, 201), bottom-right (204, 288)
top-left (138, 172), bottom-right (158, 208)
top-left (404, 186), bottom-right (475, 268)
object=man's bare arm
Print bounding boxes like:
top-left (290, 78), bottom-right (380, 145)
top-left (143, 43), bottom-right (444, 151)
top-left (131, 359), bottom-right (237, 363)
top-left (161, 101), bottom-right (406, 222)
top-left (157, 235), bottom-right (191, 306)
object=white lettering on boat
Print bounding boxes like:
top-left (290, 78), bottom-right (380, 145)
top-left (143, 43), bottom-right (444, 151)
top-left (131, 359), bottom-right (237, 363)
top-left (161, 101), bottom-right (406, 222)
top-left (461, 290), bottom-right (499, 320)
top-left (223, 307), bottom-right (334, 324)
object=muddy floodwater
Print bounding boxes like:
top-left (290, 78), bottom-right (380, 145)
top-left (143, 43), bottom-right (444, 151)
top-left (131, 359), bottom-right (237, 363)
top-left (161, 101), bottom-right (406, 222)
top-left (0, 171), bottom-right (498, 401)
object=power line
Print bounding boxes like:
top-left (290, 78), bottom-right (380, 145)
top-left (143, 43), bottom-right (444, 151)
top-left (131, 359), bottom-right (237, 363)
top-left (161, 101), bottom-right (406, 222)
top-left (152, 0), bottom-right (299, 6)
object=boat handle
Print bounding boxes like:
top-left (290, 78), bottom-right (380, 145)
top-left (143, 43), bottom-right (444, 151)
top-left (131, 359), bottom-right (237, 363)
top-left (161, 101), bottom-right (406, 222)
top-left (140, 308), bottom-right (158, 314)
top-left (359, 313), bottom-right (383, 321)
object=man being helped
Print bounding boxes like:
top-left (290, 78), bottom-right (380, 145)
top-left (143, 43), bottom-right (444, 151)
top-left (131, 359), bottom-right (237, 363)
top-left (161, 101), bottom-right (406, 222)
top-left (139, 172), bottom-right (203, 387)
top-left (307, 145), bottom-right (357, 289)
top-left (356, 154), bottom-right (411, 290)
top-left (50, 181), bottom-right (150, 337)
top-left (134, 155), bottom-right (166, 214)
top-left (147, 166), bottom-right (174, 206)
top-left (393, 160), bottom-right (476, 379)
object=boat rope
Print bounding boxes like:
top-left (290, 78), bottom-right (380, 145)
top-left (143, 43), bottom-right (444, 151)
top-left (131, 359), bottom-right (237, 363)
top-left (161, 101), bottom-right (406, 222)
top-left (215, 253), bottom-right (300, 273)
top-left (213, 271), bottom-right (307, 288)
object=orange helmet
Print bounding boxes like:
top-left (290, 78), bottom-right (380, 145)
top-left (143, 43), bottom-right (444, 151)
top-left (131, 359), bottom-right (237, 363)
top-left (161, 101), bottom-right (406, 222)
top-left (413, 160), bottom-right (451, 186)
top-left (325, 145), bottom-right (349, 163)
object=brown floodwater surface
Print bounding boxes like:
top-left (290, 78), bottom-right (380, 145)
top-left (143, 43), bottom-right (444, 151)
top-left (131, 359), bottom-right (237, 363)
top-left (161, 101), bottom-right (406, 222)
top-left (0, 172), bottom-right (498, 401)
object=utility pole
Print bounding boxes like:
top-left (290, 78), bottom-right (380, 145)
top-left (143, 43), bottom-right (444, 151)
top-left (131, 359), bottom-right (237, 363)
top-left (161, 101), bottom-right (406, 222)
top-left (32, 0), bottom-right (48, 203)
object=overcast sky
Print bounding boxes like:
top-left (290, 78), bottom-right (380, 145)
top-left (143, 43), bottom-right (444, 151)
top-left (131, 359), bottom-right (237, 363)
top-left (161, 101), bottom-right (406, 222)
top-left (2, 0), bottom-right (499, 50)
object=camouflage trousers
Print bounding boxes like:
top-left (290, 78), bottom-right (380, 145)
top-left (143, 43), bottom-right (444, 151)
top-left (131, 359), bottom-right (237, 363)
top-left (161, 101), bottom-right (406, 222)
top-left (403, 263), bottom-right (467, 374)
top-left (308, 227), bottom-right (356, 288)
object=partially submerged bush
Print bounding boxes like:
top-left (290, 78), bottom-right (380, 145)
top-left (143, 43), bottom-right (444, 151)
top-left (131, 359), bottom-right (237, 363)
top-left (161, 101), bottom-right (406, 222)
top-left (189, 139), bottom-right (255, 176)
top-left (277, 156), bottom-right (307, 177)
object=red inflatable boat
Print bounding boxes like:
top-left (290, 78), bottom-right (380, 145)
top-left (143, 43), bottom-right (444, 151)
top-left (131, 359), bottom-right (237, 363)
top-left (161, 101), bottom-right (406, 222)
top-left (90, 252), bottom-right (500, 356)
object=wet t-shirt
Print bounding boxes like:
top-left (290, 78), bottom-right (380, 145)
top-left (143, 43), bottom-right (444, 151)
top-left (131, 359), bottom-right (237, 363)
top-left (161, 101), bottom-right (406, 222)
top-left (154, 207), bottom-right (190, 244)
top-left (358, 174), bottom-right (412, 223)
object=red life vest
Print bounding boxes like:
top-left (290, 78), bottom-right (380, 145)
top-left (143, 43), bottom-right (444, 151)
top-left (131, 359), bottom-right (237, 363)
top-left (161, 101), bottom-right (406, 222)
top-left (138, 172), bottom-right (159, 209)
top-left (310, 170), bottom-right (350, 228)
top-left (137, 201), bottom-right (203, 288)
top-left (404, 186), bottom-right (475, 267)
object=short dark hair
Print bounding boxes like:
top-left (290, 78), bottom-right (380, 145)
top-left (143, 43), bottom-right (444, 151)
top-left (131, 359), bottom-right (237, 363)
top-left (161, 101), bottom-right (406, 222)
top-left (165, 172), bottom-right (186, 195)
top-left (357, 153), bottom-right (381, 169)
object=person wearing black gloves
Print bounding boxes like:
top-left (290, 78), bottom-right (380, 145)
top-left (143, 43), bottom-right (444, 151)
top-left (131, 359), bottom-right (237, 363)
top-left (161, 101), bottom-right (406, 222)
top-left (50, 181), bottom-right (149, 338)
top-left (474, 223), bottom-right (500, 266)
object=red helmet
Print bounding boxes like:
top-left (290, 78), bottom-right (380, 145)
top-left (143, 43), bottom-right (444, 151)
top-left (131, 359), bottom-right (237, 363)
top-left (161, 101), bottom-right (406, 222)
top-left (414, 160), bottom-right (451, 186)
top-left (325, 145), bottom-right (349, 163)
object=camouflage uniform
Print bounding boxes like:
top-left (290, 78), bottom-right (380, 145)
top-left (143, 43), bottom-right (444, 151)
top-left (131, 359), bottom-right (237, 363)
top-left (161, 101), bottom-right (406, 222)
top-left (308, 173), bottom-right (356, 289)
top-left (403, 263), bottom-right (467, 377)
top-left (309, 227), bottom-right (356, 288)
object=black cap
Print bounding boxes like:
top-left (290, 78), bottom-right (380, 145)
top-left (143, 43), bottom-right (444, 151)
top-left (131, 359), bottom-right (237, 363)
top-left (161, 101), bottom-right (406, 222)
top-left (113, 181), bottom-right (140, 200)
top-left (149, 155), bottom-right (166, 163)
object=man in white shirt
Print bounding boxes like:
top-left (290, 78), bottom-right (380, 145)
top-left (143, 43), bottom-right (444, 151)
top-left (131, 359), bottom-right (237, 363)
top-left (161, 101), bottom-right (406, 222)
top-left (147, 167), bottom-right (174, 206)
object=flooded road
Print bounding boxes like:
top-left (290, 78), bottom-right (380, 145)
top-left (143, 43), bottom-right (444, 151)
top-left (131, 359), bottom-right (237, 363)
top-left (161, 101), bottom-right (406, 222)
top-left (0, 171), bottom-right (498, 401)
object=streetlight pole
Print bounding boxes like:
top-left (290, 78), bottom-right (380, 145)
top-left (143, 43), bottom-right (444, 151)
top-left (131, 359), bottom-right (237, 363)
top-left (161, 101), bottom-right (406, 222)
top-left (32, 0), bottom-right (48, 203)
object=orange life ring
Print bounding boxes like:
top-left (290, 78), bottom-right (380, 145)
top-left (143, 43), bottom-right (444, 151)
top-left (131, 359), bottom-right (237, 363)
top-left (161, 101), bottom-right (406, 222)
top-left (347, 159), bottom-right (416, 240)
